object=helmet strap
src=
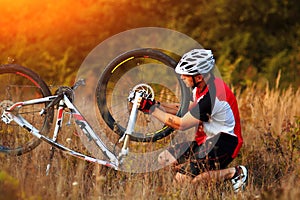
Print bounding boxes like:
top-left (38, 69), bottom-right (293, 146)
top-left (192, 75), bottom-right (201, 89)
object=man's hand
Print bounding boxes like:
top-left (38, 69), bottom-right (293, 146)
top-left (127, 90), bottom-right (159, 114)
top-left (138, 97), bottom-right (159, 114)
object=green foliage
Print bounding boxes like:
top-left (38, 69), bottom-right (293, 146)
top-left (0, 0), bottom-right (299, 88)
top-left (167, 0), bottom-right (300, 88)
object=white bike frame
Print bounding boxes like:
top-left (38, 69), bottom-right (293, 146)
top-left (2, 90), bottom-right (142, 172)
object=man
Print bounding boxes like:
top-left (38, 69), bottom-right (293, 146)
top-left (137, 49), bottom-right (247, 192)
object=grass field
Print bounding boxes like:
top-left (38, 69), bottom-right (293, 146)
top-left (0, 85), bottom-right (300, 200)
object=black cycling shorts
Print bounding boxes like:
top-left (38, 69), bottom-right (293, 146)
top-left (167, 133), bottom-right (238, 177)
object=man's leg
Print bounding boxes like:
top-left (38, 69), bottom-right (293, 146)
top-left (192, 166), bottom-right (248, 192)
top-left (191, 167), bottom-right (236, 184)
top-left (158, 150), bottom-right (177, 166)
top-left (158, 150), bottom-right (192, 184)
top-left (158, 141), bottom-right (192, 166)
top-left (174, 172), bottom-right (192, 183)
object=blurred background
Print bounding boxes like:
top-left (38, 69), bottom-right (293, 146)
top-left (1, 0), bottom-right (299, 89)
top-left (1, 1), bottom-right (300, 199)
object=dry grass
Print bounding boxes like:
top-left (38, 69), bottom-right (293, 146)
top-left (1, 85), bottom-right (300, 200)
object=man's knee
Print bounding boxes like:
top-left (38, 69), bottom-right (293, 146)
top-left (158, 150), bottom-right (177, 166)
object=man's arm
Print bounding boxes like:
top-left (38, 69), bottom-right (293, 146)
top-left (159, 102), bottom-right (180, 115)
top-left (151, 107), bottom-right (200, 130)
top-left (159, 100), bottom-right (195, 115)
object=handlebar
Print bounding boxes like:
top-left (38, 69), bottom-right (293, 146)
top-left (71, 79), bottom-right (85, 90)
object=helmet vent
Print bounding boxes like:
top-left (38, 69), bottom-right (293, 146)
top-left (175, 49), bottom-right (215, 75)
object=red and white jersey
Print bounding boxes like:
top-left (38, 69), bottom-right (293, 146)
top-left (189, 77), bottom-right (243, 158)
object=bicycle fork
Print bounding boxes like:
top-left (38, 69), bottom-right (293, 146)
top-left (118, 91), bottom-right (142, 162)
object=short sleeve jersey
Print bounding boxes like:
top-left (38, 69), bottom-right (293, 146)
top-left (189, 77), bottom-right (243, 158)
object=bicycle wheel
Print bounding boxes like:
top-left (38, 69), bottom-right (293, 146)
top-left (96, 48), bottom-right (190, 142)
top-left (0, 64), bottom-right (53, 155)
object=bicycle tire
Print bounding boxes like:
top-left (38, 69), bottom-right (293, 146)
top-left (0, 64), bottom-right (53, 155)
top-left (96, 48), bottom-right (190, 142)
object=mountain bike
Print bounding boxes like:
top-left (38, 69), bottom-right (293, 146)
top-left (0, 48), bottom-right (190, 172)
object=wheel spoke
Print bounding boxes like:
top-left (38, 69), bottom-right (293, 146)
top-left (96, 48), bottom-right (190, 142)
top-left (0, 64), bottom-right (53, 155)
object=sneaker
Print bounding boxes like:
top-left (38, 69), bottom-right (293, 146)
top-left (231, 165), bottom-right (248, 192)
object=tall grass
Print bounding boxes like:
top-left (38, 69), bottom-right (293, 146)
top-left (0, 85), bottom-right (300, 200)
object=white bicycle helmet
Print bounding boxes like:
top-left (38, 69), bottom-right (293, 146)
top-left (175, 49), bottom-right (215, 75)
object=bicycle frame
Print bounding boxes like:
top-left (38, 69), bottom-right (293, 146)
top-left (1, 91), bottom-right (142, 171)
top-left (0, 50), bottom-right (183, 174)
